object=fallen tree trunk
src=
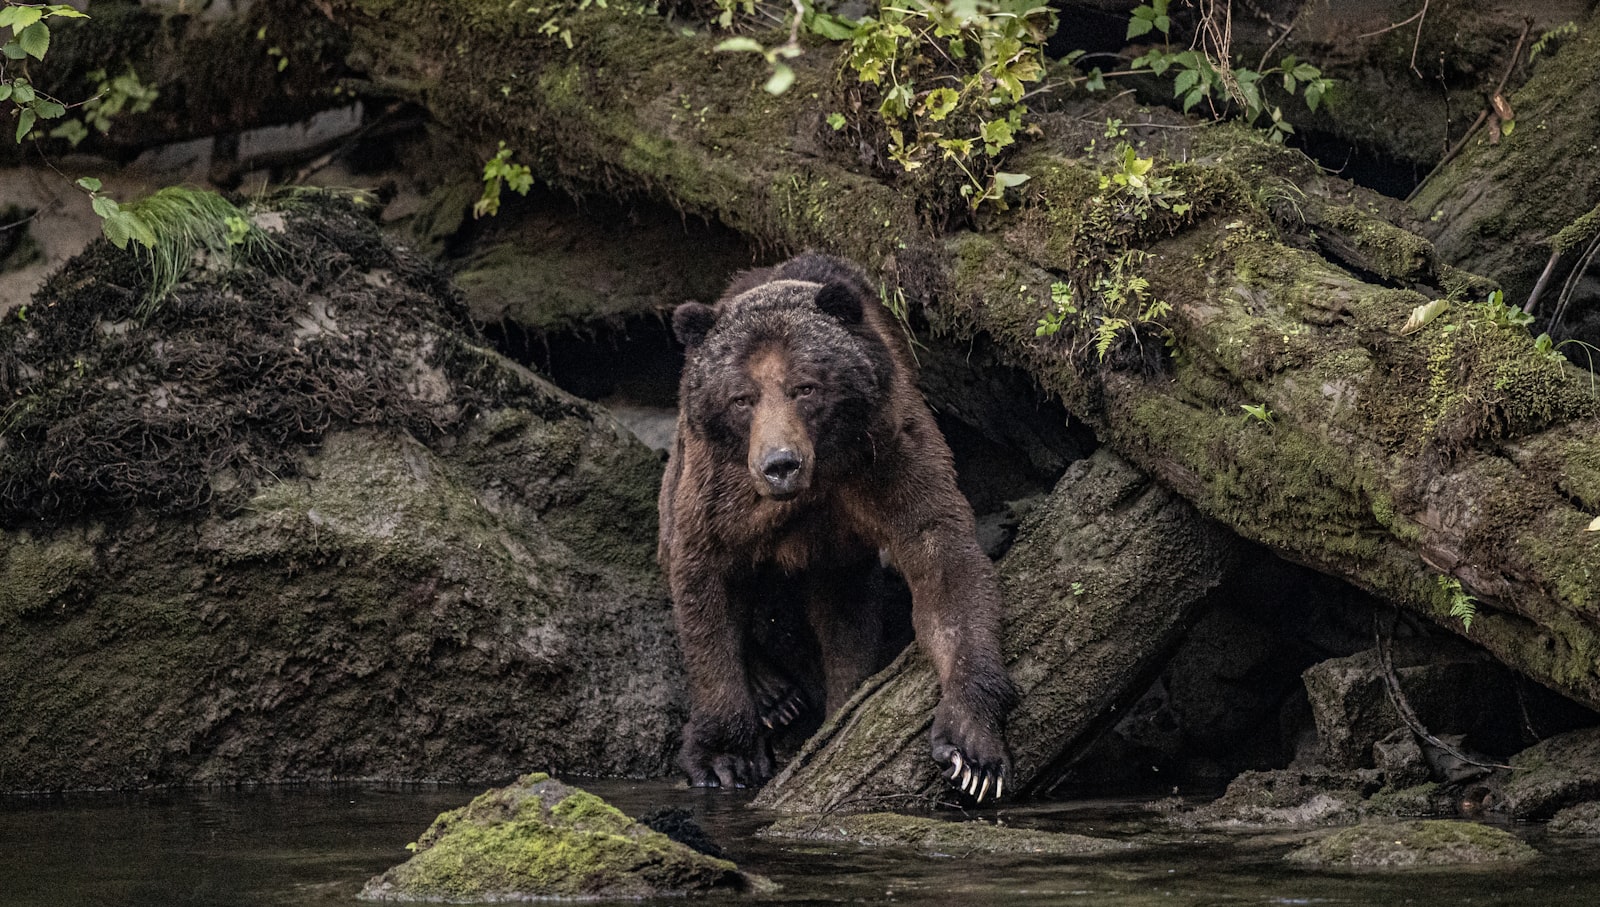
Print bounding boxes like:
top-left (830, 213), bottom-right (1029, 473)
top-left (755, 449), bottom-right (1236, 812)
top-left (322, 4), bottom-right (1600, 715)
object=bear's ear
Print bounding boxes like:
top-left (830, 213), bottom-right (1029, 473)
top-left (673, 302), bottom-right (719, 349)
top-left (815, 281), bottom-right (863, 325)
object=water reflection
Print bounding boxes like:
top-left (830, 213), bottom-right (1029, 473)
top-left (4, 780), bottom-right (1600, 906)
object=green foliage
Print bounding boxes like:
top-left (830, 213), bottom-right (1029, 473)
top-left (474, 142), bottom-right (534, 219)
top-left (108, 187), bottom-right (277, 317)
top-left (1116, 2), bottom-right (1332, 143)
top-left (1530, 21), bottom-right (1578, 61)
top-left (0, 3), bottom-right (86, 142)
top-left (710, 0), bottom-right (1053, 211)
top-left (48, 66), bottom-right (159, 146)
top-left (1239, 403), bottom-right (1274, 425)
top-left (844, 0), bottom-right (1054, 209)
top-left (1437, 576), bottom-right (1477, 632)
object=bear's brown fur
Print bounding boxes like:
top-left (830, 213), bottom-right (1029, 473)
top-left (658, 253), bottom-right (1015, 800)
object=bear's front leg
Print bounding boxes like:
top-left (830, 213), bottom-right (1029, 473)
top-left (669, 566), bottom-right (774, 789)
top-left (886, 514), bottom-right (1017, 803)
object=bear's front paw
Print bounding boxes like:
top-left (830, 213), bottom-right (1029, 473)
top-left (749, 662), bottom-right (808, 730)
top-left (930, 706), bottom-right (1011, 804)
top-left (679, 717), bottom-right (774, 790)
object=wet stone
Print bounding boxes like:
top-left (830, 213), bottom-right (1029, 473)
top-left (1284, 819), bottom-right (1537, 868)
top-left (360, 774), bottom-right (763, 901)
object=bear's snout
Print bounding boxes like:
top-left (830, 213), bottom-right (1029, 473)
top-left (757, 447), bottom-right (806, 498)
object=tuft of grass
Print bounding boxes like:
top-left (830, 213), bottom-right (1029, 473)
top-left (119, 188), bottom-right (278, 317)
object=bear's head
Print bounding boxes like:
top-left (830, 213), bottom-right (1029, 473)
top-left (675, 280), bottom-right (890, 500)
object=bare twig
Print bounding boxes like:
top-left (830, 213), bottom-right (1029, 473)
top-left (1374, 617), bottom-right (1512, 772)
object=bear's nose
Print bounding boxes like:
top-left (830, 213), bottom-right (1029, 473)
top-left (760, 449), bottom-right (802, 487)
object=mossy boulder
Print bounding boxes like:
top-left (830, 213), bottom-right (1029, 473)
top-left (1548, 801), bottom-right (1600, 836)
top-left (0, 191), bottom-right (682, 789)
top-left (1284, 820), bottom-right (1537, 868)
top-left (759, 812), bottom-right (1131, 857)
top-left (359, 774), bottom-right (758, 901)
top-left (1501, 727), bottom-right (1600, 820)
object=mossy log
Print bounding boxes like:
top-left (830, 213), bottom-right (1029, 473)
top-left (323, 4), bottom-right (1600, 715)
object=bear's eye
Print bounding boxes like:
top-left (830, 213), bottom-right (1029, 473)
top-left (731, 394), bottom-right (755, 409)
top-left (792, 385), bottom-right (816, 399)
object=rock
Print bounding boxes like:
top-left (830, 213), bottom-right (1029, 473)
top-left (1284, 820), bottom-right (1537, 868)
top-left (359, 774), bottom-right (759, 901)
top-left (759, 812), bottom-right (1131, 857)
top-left (1300, 641), bottom-right (1554, 774)
top-left (0, 191), bottom-right (683, 789)
top-left (1548, 801), bottom-right (1600, 836)
top-left (1175, 768), bottom-right (1375, 828)
top-left (1501, 727), bottom-right (1600, 820)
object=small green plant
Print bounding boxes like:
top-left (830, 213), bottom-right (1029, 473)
top-left (119, 188), bottom-right (276, 315)
top-left (474, 142), bottom-right (533, 218)
top-left (1530, 21), bottom-right (1578, 61)
top-left (1117, 1), bottom-right (1332, 143)
top-left (1437, 576), bottom-right (1478, 632)
top-left (1240, 403), bottom-right (1274, 425)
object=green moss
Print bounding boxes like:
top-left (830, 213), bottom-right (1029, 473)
top-left (1321, 204), bottom-right (1437, 284)
top-left (362, 774), bottom-right (750, 901)
top-left (1285, 820), bottom-right (1537, 868)
top-left (0, 533), bottom-right (96, 625)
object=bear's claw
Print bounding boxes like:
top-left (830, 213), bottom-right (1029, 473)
top-left (945, 751), bottom-right (1006, 803)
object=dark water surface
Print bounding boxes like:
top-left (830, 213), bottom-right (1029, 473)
top-left (5, 779), bottom-right (1600, 906)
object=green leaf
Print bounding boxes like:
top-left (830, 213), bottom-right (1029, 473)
top-left (44, 6), bottom-right (90, 18)
top-left (0, 83), bottom-right (9, 102)
top-left (91, 194), bottom-right (120, 219)
top-left (826, 111), bottom-right (846, 131)
top-left (713, 37), bottom-right (765, 54)
top-left (1172, 68), bottom-right (1199, 97)
top-left (15, 107), bottom-right (36, 142)
top-left (764, 62), bottom-right (794, 96)
top-left (76, 176), bottom-right (102, 192)
top-left (1127, 16), bottom-right (1153, 39)
top-left (19, 21), bottom-right (48, 60)
top-left (0, 6), bottom-right (43, 31)
top-left (34, 98), bottom-right (64, 119)
top-left (2, 40), bottom-right (25, 60)
top-left (1502, 118), bottom-right (1516, 137)
top-left (924, 87), bottom-right (959, 121)
top-left (992, 172), bottom-right (1031, 188)
top-left (808, 13), bottom-right (856, 41)
top-left (11, 79), bottom-right (34, 104)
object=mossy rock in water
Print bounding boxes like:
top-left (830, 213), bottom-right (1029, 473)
top-left (759, 812), bottom-right (1132, 857)
top-left (1548, 801), bottom-right (1600, 836)
top-left (1285, 820), bottom-right (1537, 868)
top-left (360, 774), bottom-right (760, 901)
top-left (1501, 727), bottom-right (1600, 820)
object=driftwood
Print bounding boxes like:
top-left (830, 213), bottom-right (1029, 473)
top-left (321, 2), bottom-right (1600, 730)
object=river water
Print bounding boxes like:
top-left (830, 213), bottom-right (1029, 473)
top-left (5, 779), bottom-right (1600, 906)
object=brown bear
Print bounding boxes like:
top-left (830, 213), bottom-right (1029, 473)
top-left (658, 252), bottom-right (1015, 801)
